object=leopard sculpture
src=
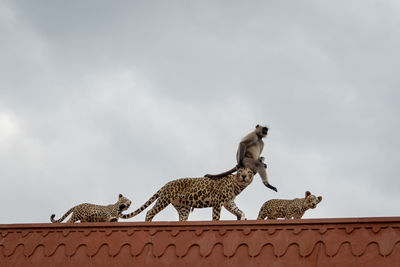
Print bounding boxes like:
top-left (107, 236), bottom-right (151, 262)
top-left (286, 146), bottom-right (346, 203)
top-left (50, 193), bottom-right (131, 223)
top-left (119, 168), bottom-right (255, 221)
top-left (257, 191), bottom-right (322, 220)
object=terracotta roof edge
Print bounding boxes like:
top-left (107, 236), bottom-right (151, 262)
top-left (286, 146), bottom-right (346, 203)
top-left (1, 216), bottom-right (400, 229)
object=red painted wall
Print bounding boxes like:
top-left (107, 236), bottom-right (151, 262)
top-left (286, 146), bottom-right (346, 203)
top-left (1, 217), bottom-right (400, 266)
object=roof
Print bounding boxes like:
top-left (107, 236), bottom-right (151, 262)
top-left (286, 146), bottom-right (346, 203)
top-left (1, 217), bottom-right (399, 266)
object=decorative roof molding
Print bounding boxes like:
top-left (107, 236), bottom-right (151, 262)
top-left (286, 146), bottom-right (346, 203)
top-left (1, 217), bottom-right (399, 266)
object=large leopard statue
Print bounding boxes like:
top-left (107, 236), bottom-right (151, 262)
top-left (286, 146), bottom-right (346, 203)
top-left (257, 191), bottom-right (322, 220)
top-left (119, 168), bottom-right (255, 221)
top-left (50, 194), bottom-right (131, 223)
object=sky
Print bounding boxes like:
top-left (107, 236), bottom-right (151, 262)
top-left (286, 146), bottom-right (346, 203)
top-left (1, 0), bottom-right (399, 224)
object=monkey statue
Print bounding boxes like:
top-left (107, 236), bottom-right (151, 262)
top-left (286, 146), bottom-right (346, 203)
top-left (205, 125), bottom-right (277, 192)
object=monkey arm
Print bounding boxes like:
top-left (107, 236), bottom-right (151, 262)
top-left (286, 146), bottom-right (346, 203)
top-left (237, 141), bottom-right (248, 166)
top-left (260, 141), bottom-right (264, 154)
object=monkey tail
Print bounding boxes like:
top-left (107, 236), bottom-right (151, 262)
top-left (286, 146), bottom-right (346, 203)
top-left (119, 190), bottom-right (160, 219)
top-left (50, 207), bottom-right (74, 223)
top-left (205, 166), bottom-right (238, 179)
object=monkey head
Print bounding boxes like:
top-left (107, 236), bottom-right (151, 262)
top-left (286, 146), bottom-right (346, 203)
top-left (255, 124), bottom-right (269, 137)
top-left (235, 168), bottom-right (254, 184)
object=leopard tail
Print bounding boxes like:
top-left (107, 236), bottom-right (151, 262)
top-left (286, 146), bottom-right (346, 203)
top-left (50, 207), bottom-right (74, 223)
top-left (119, 190), bottom-right (160, 219)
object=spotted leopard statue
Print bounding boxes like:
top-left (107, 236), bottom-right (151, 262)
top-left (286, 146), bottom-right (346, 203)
top-left (257, 191), bottom-right (322, 220)
top-left (119, 168), bottom-right (255, 221)
top-left (50, 193), bottom-right (131, 223)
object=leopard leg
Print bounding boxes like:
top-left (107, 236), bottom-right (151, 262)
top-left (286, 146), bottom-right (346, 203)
top-left (257, 210), bottom-right (266, 220)
top-left (268, 210), bottom-right (278, 220)
top-left (172, 204), bottom-right (190, 221)
top-left (109, 217), bottom-right (118, 222)
top-left (257, 204), bottom-right (268, 220)
top-left (224, 199), bottom-right (245, 220)
top-left (145, 198), bottom-right (170, 222)
top-left (293, 211), bottom-right (305, 219)
top-left (212, 205), bottom-right (222, 221)
top-left (67, 213), bottom-right (79, 223)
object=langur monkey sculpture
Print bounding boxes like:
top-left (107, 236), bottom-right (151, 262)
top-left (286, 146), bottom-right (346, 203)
top-left (205, 125), bottom-right (277, 192)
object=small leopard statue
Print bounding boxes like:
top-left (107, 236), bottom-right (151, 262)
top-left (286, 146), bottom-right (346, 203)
top-left (257, 191), bottom-right (322, 220)
top-left (119, 168), bottom-right (255, 221)
top-left (50, 193), bottom-right (131, 223)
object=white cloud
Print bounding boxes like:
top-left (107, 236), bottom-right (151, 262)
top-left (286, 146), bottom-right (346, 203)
top-left (0, 111), bottom-right (19, 143)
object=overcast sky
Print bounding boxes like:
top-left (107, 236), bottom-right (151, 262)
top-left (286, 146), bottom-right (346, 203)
top-left (1, 0), bottom-right (399, 224)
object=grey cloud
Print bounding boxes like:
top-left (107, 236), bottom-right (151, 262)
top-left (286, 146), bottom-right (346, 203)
top-left (1, 0), bottom-right (399, 223)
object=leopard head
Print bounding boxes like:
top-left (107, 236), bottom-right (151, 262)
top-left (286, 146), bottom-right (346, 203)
top-left (235, 168), bottom-right (254, 184)
top-left (304, 191), bottom-right (322, 209)
top-left (118, 193), bottom-right (132, 212)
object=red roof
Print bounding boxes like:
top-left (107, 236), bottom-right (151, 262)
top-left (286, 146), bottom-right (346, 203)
top-left (1, 217), bottom-right (399, 266)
